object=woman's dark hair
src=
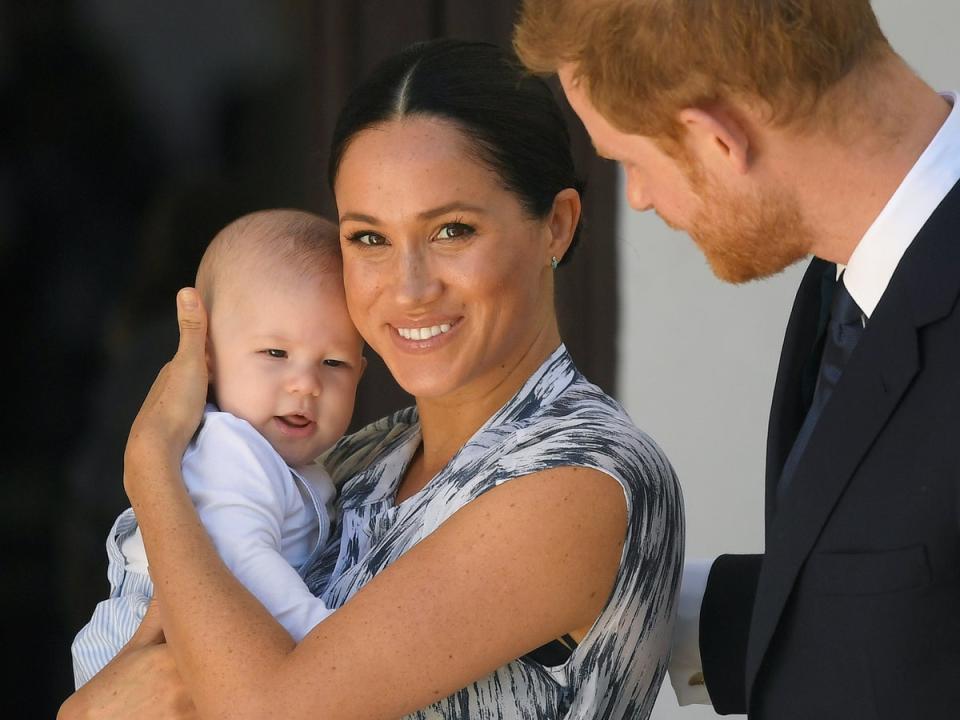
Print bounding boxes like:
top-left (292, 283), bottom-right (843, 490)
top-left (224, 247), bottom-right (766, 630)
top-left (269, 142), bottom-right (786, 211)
top-left (328, 38), bottom-right (584, 264)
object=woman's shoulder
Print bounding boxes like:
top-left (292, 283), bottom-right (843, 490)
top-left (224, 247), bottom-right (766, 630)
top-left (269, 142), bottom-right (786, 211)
top-left (503, 371), bottom-right (676, 489)
top-left (319, 406), bottom-right (418, 484)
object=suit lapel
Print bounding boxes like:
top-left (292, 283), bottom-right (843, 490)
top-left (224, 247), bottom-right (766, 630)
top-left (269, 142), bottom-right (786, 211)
top-left (746, 180), bottom-right (960, 704)
top-left (746, 299), bottom-right (919, 697)
top-left (764, 258), bottom-right (834, 524)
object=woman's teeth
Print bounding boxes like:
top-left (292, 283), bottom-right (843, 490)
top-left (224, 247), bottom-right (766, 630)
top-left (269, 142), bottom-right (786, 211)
top-left (397, 323), bottom-right (452, 341)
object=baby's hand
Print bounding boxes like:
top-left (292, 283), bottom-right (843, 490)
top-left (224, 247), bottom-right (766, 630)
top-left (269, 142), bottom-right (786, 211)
top-left (124, 288), bottom-right (209, 496)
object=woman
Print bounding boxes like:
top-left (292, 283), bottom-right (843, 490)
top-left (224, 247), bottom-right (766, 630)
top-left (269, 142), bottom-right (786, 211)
top-left (60, 40), bottom-right (682, 719)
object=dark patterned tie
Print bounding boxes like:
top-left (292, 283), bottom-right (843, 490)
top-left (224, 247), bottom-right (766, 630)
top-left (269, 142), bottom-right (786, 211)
top-left (777, 273), bottom-right (866, 503)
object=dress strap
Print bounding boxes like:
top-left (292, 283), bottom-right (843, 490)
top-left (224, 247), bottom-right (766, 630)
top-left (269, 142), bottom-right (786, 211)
top-left (524, 633), bottom-right (578, 667)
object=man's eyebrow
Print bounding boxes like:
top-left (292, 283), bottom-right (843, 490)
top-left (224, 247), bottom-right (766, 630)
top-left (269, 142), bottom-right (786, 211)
top-left (340, 202), bottom-right (487, 225)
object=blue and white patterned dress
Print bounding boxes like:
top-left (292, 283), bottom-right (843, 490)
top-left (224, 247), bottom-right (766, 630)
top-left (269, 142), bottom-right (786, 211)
top-left (305, 345), bottom-right (683, 719)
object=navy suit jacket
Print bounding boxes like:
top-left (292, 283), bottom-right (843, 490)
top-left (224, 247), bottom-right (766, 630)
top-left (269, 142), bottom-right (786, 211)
top-left (700, 180), bottom-right (960, 719)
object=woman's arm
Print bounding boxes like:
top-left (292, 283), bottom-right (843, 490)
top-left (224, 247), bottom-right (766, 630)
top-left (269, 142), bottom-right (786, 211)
top-left (118, 289), bottom-right (628, 720)
top-left (135, 461), bottom-right (626, 720)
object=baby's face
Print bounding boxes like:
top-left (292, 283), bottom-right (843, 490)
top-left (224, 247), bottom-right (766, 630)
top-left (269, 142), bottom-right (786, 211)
top-left (208, 269), bottom-right (364, 466)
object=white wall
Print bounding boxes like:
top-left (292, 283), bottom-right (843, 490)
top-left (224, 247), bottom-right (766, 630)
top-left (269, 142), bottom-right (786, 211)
top-left (610, 4), bottom-right (959, 718)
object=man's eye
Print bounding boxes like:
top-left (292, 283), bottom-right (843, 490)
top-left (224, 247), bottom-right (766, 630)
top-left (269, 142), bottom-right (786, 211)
top-left (348, 231), bottom-right (387, 246)
top-left (436, 222), bottom-right (474, 240)
top-left (264, 349), bottom-right (287, 359)
top-left (323, 359), bottom-right (345, 368)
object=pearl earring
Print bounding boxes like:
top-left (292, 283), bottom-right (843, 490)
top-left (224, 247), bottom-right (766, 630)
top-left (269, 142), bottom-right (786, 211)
top-left (550, 256), bottom-right (559, 270)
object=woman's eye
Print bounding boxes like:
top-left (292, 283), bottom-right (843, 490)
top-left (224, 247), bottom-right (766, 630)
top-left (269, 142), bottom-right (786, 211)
top-left (348, 231), bottom-right (387, 246)
top-left (436, 222), bottom-right (474, 240)
top-left (323, 359), bottom-right (345, 368)
top-left (264, 349), bottom-right (287, 359)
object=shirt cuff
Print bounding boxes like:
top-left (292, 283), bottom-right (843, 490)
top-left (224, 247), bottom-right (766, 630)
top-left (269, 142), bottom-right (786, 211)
top-left (668, 557), bottom-right (715, 706)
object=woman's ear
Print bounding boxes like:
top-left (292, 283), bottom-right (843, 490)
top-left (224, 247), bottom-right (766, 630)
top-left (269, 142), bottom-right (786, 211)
top-left (546, 187), bottom-right (582, 264)
top-left (677, 106), bottom-right (751, 175)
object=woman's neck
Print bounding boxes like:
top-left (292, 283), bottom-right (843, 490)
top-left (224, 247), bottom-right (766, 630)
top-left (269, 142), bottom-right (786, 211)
top-left (399, 322), bottom-right (562, 499)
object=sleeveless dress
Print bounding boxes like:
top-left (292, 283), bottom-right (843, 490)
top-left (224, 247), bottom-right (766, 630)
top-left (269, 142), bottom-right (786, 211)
top-left (304, 345), bottom-right (684, 719)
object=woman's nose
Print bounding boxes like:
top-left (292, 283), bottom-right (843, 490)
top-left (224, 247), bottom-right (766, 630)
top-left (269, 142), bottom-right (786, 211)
top-left (394, 247), bottom-right (442, 307)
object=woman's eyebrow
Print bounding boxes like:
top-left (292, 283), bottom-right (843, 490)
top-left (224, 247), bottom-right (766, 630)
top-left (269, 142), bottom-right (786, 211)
top-left (417, 202), bottom-right (487, 220)
top-left (339, 211), bottom-right (379, 224)
top-left (339, 202), bottom-right (487, 225)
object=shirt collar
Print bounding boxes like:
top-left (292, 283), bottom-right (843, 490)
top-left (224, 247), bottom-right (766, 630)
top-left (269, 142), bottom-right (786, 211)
top-left (841, 92), bottom-right (960, 318)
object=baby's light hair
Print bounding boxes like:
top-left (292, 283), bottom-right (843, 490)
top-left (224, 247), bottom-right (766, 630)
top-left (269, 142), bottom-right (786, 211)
top-left (196, 209), bottom-right (341, 313)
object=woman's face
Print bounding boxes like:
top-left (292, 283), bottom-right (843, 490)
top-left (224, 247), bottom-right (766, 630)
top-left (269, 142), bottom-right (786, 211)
top-left (334, 117), bottom-right (562, 401)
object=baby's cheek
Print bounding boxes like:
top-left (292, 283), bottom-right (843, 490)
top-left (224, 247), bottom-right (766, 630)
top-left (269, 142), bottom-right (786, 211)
top-left (328, 388), bottom-right (357, 434)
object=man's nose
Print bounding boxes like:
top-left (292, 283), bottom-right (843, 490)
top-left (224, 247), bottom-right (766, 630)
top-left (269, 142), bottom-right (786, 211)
top-left (625, 170), bottom-right (653, 212)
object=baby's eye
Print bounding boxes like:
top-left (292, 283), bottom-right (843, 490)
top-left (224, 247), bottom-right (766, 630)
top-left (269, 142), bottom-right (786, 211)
top-left (348, 231), bottom-right (388, 246)
top-left (436, 222), bottom-right (474, 240)
top-left (323, 359), bottom-right (345, 368)
top-left (264, 349), bottom-right (288, 359)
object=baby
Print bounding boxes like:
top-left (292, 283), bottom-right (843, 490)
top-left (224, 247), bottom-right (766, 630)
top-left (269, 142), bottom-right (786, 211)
top-left (72, 209), bottom-right (365, 688)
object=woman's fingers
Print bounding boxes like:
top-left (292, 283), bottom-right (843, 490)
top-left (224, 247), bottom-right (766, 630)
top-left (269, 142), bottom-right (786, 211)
top-left (131, 599), bottom-right (166, 647)
top-left (125, 289), bottom-right (210, 474)
top-left (175, 288), bottom-right (207, 367)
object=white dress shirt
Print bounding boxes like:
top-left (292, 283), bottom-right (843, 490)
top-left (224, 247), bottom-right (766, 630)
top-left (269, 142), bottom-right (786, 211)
top-left (670, 91), bottom-right (960, 706)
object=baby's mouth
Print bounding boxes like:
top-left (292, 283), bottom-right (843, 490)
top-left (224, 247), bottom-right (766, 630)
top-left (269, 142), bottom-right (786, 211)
top-left (274, 414), bottom-right (316, 438)
top-left (277, 414), bottom-right (312, 428)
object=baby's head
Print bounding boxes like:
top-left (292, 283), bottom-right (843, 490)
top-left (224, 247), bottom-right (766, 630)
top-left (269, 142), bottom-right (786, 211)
top-left (196, 209), bottom-right (364, 467)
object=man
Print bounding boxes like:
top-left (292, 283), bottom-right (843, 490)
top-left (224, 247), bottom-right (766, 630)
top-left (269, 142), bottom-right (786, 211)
top-left (516, 1), bottom-right (960, 718)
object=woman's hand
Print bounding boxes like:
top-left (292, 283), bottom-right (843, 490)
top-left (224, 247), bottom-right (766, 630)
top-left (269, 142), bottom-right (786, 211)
top-left (58, 646), bottom-right (198, 720)
top-left (124, 288), bottom-right (209, 500)
top-left (58, 601), bottom-right (198, 720)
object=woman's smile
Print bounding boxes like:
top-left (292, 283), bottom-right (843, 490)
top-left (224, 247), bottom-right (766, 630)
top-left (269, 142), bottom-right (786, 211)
top-left (391, 317), bottom-right (462, 348)
top-left (394, 320), bottom-right (455, 341)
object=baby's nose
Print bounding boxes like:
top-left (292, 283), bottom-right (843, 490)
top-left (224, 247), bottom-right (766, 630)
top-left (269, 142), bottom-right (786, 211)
top-left (287, 371), bottom-right (321, 397)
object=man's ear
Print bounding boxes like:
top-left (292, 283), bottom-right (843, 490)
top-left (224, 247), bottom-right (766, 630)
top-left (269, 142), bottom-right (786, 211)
top-left (359, 355), bottom-right (368, 380)
top-left (678, 106), bottom-right (751, 175)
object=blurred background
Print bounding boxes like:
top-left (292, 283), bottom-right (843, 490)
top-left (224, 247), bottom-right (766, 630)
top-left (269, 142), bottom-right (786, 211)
top-left (2, 1), bottom-right (955, 717)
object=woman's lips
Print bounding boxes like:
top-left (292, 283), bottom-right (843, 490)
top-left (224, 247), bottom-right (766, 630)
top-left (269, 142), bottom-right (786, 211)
top-left (395, 322), bottom-right (452, 341)
top-left (390, 317), bottom-right (462, 351)
top-left (273, 415), bottom-right (316, 438)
